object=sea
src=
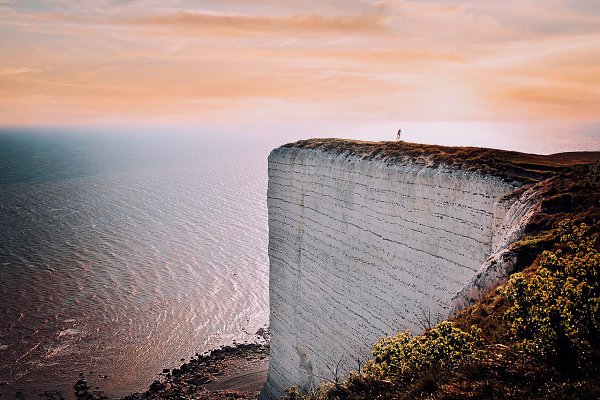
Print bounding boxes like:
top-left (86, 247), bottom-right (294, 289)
top-left (0, 121), bottom-right (598, 398)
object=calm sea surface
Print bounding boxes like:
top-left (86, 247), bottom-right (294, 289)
top-left (0, 122), bottom-right (599, 398)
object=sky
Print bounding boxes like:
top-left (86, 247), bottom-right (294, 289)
top-left (0, 0), bottom-right (599, 126)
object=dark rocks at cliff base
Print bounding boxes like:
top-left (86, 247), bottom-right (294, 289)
top-left (254, 328), bottom-right (269, 342)
top-left (38, 391), bottom-right (65, 400)
top-left (148, 381), bottom-right (163, 393)
top-left (73, 374), bottom-right (108, 400)
top-left (123, 343), bottom-right (269, 400)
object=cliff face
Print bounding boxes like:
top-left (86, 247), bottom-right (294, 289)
top-left (260, 140), bottom-right (549, 400)
top-left (260, 139), bottom-right (600, 400)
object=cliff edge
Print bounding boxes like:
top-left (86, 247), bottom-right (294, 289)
top-left (261, 139), bottom-right (600, 400)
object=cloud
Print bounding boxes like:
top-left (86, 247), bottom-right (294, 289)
top-left (496, 85), bottom-right (600, 118)
top-left (0, 0), bottom-right (599, 124)
top-left (459, 0), bottom-right (600, 38)
top-left (0, 66), bottom-right (42, 76)
top-left (126, 10), bottom-right (387, 36)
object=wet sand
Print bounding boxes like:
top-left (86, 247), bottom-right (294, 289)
top-left (204, 362), bottom-right (269, 392)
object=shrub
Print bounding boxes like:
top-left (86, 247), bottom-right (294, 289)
top-left (503, 220), bottom-right (600, 368)
top-left (282, 386), bottom-right (309, 400)
top-left (366, 321), bottom-right (483, 381)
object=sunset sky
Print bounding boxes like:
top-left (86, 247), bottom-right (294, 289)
top-left (1, 0), bottom-right (599, 126)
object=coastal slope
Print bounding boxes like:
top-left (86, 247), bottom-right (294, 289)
top-left (260, 139), bottom-right (600, 400)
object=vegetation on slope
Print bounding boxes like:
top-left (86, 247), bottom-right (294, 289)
top-left (282, 162), bottom-right (600, 400)
top-left (503, 221), bottom-right (599, 370)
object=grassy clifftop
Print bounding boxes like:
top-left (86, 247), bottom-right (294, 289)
top-left (282, 139), bottom-right (600, 183)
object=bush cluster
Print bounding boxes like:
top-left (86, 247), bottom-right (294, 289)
top-left (503, 220), bottom-right (600, 368)
top-left (366, 321), bottom-right (483, 380)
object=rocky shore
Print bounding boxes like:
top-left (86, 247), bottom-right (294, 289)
top-left (66, 333), bottom-right (270, 400)
top-left (122, 343), bottom-right (269, 400)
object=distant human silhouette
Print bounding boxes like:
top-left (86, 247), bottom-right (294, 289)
top-left (396, 129), bottom-right (402, 141)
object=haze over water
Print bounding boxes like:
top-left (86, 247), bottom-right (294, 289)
top-left (0, 121), bottom-right (599, 398)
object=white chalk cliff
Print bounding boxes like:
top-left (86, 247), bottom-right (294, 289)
top-left (260, 142), bottom-right (540, 400)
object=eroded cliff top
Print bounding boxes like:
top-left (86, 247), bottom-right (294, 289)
top-left (280, 138), bottom-right (600, 183)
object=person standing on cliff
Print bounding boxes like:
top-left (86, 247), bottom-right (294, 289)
top-left (396, 129), bottom-right (402, 141)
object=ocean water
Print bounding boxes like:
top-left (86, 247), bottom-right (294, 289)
top-left (0, 122), bottom-right (598, 399)
top-left (0, 130), bottom-right (277, 398)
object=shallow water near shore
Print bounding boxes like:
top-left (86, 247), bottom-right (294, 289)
top-left (0, 122), bottom-right (598, 399)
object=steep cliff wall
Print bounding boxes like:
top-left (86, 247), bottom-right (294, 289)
top-left (260, 140), bottom-right (600, 400)
top-left (260, 141), bottom-right (541, 400)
